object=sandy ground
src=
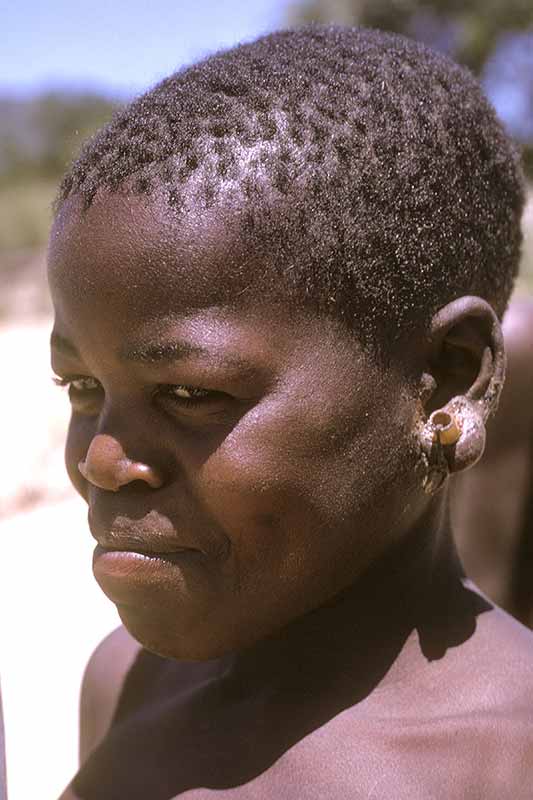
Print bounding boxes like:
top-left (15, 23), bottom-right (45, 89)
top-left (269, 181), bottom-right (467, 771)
top-left (0, 317), bottom-right (118, 799)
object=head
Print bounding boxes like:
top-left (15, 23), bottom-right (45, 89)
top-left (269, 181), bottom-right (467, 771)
top-left (48, 26), bottom-right (524, 660)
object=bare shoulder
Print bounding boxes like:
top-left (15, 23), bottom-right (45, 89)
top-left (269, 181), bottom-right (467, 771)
top-left (382, 589), bottom-right (533, 735)
top-left (368, 598), bottom-right (533, 797)
top-left (449, 613), bottom-right (533, 800)
top-left (457, 593), bottom-right (533, 711)
top-left (58, 788), bottom-right (82, 800)
top-left (79, 625), bottom-right (142, 763)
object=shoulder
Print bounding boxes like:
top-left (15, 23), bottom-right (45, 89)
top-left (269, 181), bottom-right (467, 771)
top-left (443, 678), bottom-right (533, 800)
top-left (453, 594), bottom-right (533, 713)
top-left (385, 591), bottom-right (533, 739)
top-left (79, 625), bottom-right (142, 763)
top-left (59, 628), bottom-right (141, 798)
top-left (391, 601), bottom-right (533, 797)
top-left (407, 709), bottom-right (533, 799)
top-left (58, 789), bottom-right (83, 800)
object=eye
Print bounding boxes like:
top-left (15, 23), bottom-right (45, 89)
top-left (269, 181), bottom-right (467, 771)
top-left (53, 375), bottom-right (102, 393)
top-left (168, 385), bottom-right (210, 401)
top-left (53, 375), bottom-right (104, 414)
top-left (156, 383), bottom-right (227, 411)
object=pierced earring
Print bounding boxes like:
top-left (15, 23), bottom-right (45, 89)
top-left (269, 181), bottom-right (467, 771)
top-left (428, 410), bottom-right (461, 446)
top-left (418, 397), bottom-right (486, 495)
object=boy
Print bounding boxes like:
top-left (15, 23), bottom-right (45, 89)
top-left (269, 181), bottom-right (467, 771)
top-left (49, 27), bottom-right (533, 799)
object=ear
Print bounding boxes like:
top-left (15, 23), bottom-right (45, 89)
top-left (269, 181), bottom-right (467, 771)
top-left (417, 297), bottom-right (505, 492)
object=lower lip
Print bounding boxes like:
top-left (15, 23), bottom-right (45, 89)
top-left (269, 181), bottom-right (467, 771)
top-left (93, 545), bottom-right (202, 597)
top-left (94, 544), bottom-right (199, 567)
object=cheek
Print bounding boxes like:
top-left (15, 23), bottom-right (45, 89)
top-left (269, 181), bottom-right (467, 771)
top-left (198, 406), bottom-right (343, 519)
top-left (185, 408), bottom-right (420, 646)
top-left (195, 392), bottom-right (418, 581)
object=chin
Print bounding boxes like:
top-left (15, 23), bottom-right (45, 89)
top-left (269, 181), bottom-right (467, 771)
top-left (116, 605), bottom-right (241, 662)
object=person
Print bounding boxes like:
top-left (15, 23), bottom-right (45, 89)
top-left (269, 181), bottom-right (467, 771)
top-left (48, 26), bottom-right (533, 799)
top-left (453, 297), bottom-right (533, 625)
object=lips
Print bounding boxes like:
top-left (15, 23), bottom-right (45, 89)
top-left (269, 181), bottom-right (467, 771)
top-left (87, 507), bottom-right (203, 557)
top-left (94, 544), bottom-right (196, 562)
top-left (92, 544), bottom-right (207, 607)
top-left (96, 542), bottom-right (197, 557)
top-left (94, 536), bottom-right (199, 557)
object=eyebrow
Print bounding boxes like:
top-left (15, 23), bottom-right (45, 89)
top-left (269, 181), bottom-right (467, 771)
top-left (121, 340), bottom-right (206, 363)
top-left (51, 332), bottom-right (254, 373)
top-left (121, 339), bottom-right (254, 372)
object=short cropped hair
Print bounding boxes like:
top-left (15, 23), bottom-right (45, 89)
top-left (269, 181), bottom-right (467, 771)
top-left (57, 26), bottom-right (525, 354)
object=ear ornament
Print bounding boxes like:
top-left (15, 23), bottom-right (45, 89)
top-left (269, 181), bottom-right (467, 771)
top-left (419, 396), bottom-right (486, 495)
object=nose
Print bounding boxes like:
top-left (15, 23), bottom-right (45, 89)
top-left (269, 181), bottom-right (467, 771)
top-left (78, 434), bottom-right (163, 492)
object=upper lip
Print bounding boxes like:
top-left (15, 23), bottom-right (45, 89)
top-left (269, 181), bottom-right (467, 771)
top-left (88, 510), bottom-right (201, 555)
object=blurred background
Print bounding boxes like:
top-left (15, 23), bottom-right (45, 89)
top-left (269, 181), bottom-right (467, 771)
top-left (1, 1), bottom-right (532, 797)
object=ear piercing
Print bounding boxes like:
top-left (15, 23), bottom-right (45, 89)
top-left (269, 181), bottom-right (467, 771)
top-left (418, 396), bottom-right (487, 495)
top-left (428, 410), bottom-right (461, 446)
top-left (420, 409), bottom-right (461, 493)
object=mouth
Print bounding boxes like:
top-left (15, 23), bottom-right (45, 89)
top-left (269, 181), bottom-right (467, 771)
top-left (92, 542), bottom-right (208, 606)
top-left (87, 510), bottom-right (225, 599)
top-left (94, 543), bottom-right (199, 563)
top-left (88, 510), bottom-right (204, 557)
top-left (88, 511), bottom-right (217, 607)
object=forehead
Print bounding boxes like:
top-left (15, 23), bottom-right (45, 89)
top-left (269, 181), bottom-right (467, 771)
top-left (47, 192), bottom-right (377, 382)
top-left (48, 192), bottom-right (257, 323)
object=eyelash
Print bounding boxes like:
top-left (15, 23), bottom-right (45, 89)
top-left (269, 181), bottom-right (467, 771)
top-left (53, 375), bottom-right (101, 392)
top-left (155, 384), bottom-right (214, 408)
top-left (52, 376), bottom-right (217, 408)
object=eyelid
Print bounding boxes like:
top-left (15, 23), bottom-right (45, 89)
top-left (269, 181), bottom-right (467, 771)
top-left (52, 373), bottom-right (234, 407)
top-left (52, 374), bottom-right (78, 387)
top-left (155, 383), bottom-right (227, 403)
top-left (52, 374), bottom-right (102, 390)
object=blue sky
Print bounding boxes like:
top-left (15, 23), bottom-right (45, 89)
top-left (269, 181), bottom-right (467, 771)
top-left (3, 1), bottom-right (531, 141)
top-left (3, 0), bottom-right (289, 95)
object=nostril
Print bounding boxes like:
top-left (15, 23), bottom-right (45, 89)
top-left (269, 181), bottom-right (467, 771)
top-left (79, 434), bottom-right (163, 492)
top-left (118, 460), bottom-right (163, 489)
top-left (78, 458), bottom-right (122, 492)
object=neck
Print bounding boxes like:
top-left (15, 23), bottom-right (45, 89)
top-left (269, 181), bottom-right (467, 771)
top-left (220, 496), bottom-right (471, 698)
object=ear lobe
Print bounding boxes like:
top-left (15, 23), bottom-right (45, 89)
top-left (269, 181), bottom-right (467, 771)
top-left (417, 297), bottom-right (506, 493)
top-left (419, 395), bottom-right (487, 492)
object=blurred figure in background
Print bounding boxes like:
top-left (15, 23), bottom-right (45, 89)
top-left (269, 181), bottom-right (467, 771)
top-left (453, 297), bottom-right (533, 625)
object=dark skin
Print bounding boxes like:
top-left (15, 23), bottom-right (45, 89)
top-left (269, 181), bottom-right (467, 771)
top-left (49, 192), bottom-right (533, 799)
top-left (453, 298), bottom-right (533, 625)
